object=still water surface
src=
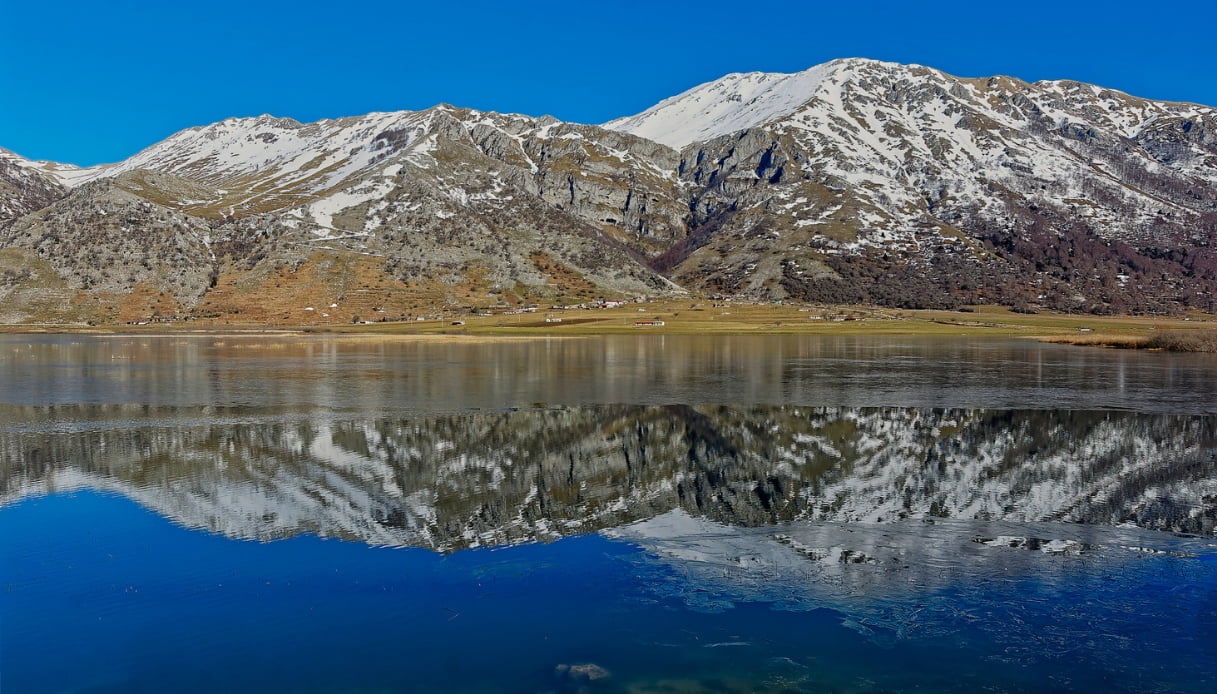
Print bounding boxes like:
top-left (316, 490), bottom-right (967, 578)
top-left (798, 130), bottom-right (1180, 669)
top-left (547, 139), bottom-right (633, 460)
top-left (2, 334), bottom-right (1216, 693)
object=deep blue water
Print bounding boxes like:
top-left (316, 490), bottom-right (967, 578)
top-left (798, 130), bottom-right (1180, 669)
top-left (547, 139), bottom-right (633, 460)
top-left (4, 335), bottom-right (1217, 693)
top-left (5, 491), bottom-right (1217, 693)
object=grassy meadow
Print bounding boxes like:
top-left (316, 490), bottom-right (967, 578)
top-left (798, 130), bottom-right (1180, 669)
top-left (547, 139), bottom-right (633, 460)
top-left (309, 301), bottom-right (1217, 344)
top-left (4, 299), bottom-right (1215, 351)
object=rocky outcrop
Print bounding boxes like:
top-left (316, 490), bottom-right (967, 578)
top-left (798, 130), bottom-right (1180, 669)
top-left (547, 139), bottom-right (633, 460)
top-left (0, 149), bottom-right (66, 227)
top-left (3, 175), bottom-right (216, 309)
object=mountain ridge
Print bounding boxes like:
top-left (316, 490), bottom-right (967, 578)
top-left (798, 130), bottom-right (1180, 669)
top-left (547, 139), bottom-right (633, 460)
top-left (609, 58), bottom-right (1217, 312)
top-left (2, 58), bottom-right (1215, 323)
top-left (604, 58), bottom-right (1217, 148)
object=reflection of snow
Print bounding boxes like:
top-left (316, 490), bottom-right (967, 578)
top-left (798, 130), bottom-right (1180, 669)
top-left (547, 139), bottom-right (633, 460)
top-left (4, 404), bottom-right (1217, 553)
top-left (606, 510), bottom-right (1217, 660)
top-left (608, 509), bottom-right (1216, 590)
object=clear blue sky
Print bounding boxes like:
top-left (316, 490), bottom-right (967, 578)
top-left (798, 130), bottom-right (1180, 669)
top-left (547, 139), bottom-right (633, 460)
top-left (3, 0), bottom-right (1213, 166)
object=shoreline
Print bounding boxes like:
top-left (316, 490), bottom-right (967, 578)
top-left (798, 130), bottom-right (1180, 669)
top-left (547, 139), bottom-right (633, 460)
top-left (1043, 329), bottom-right (1217, 353)
top-left (2, 303), bottom-right (1214, 345)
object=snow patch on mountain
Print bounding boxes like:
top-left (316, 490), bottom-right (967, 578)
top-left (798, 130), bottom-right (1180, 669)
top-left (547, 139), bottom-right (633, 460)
top-left (605, 67), bottom-right (820, 148)
top-left (301, 165), bottom-right (402, 237)
top-left (604, 59), bottom-right (893, 148)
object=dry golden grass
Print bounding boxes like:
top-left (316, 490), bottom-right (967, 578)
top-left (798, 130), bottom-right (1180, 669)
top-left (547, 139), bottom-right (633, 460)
top-left (1145, 329), bottom-right (1217, 352)
top-left (1044, 329), bottom-right (1217, 352)
top-left (110, 283), bottom-right (185, 324)
top-left (313, 302), bottom-right (1217, 340)
top-left (1041, 334), bottom-right (1147, 349)
top-left (9, 281), bottom-right (1216, 344)
top-left (191, 252), bottom-right (469, 326)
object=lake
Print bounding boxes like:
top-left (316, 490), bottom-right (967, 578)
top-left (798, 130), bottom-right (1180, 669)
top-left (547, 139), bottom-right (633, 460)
top-left (2, 334), bottom-right (1216, 693)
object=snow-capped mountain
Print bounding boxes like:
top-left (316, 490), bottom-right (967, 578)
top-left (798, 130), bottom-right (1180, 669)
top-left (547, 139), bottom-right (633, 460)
top-left (604, 61), bottom-right (843, 148)
top-left (39, 106), bottom-right (686, 243)
top-left (608, 58), bottom-right (1217, 311)
top-left (0, 106), bottom-right (686, 323)
top-left (2, 58), bottom-right (1215, 323)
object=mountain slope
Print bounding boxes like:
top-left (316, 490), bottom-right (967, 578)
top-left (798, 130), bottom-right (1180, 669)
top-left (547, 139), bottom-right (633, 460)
top-left (603, 61), bottom-right (840, 148)
top-left (0, 148), bottom-right (66, 226)
top-left (46, 107), bottom-right (688, 249)
top-left (2, 58), bottom-right (1216, 322)
top-left (1, 108), bottom-right (688, 323)
top-left (609, 59), bottom-right (1217, 312)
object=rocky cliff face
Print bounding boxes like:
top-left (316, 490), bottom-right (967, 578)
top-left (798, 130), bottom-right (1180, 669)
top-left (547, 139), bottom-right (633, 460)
top-left (0, 149), bottom-right (65, 227)
top-left (4, 405), bottom-right (1214, 550)
top-left (2, 59), bottom-right (1216, 322)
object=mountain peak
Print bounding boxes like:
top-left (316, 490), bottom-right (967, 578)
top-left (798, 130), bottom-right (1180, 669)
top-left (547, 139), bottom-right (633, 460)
top-left (602, 58), bottom-right (919, 149)
top-left (602, 63), bottom-right (830, 148)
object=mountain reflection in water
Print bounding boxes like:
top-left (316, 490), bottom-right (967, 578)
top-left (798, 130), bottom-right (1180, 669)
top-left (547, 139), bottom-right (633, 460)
top-left (7, 331), bottom-right (1217, 691)
top-left (4, 405), bottom-right (1215, 549)
top-left (5, 333), bottom-right (1217, 693)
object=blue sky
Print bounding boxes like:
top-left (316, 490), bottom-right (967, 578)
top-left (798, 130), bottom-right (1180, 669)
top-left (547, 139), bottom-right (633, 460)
top-left (3, 0), bottom-right (1214, 166)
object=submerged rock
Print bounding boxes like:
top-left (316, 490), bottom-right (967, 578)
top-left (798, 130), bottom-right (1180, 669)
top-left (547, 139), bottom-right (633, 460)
top-left (555, 662), bottom-right (611, 682)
